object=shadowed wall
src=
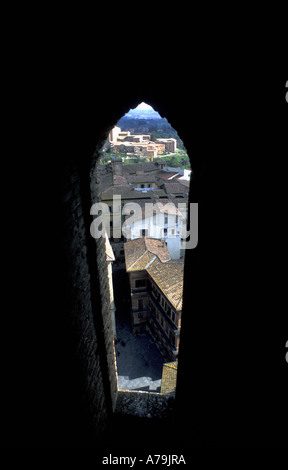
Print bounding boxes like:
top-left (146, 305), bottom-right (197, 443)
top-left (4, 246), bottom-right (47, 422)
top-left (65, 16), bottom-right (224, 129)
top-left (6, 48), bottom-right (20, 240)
top-left (2, 67), bottom-right (287, 449)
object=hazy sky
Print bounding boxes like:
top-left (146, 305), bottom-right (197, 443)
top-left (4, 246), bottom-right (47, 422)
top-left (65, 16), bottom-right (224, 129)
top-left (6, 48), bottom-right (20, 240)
top-left (135, 102), bottom-right (153, 110)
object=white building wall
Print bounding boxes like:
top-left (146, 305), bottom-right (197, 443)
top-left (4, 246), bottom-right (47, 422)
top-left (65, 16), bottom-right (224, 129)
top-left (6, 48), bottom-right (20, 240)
top-left (163, 166), bottom-right (191, 181)
top-left (109, 126), bottom-right (121, 143)
top-left (130, 213), bottom-right (183, 259)
top-left (166, 237), bottom-right (181, 259)
top-left (131, 213), bottom-right (179, 239)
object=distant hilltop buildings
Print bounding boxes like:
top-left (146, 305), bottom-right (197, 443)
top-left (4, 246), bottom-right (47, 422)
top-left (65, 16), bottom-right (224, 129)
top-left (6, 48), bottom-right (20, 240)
top-left (109, 125), bottom-right (177, 161)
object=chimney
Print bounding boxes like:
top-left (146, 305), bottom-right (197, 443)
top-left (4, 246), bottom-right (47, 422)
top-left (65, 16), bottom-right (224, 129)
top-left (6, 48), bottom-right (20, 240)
top-left (111, 157), bottom-right (123, 176)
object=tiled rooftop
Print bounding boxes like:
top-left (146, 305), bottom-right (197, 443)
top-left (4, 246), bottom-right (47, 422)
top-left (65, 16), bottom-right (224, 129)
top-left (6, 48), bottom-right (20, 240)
top-left (160, 362), bottom-right (178, 395)
top-left (126, 175), bottom-right (156, 184)
top-left (178, 179), bottom-right (190, 187)
top-left (124, 238), bottom-right (184, 311)
top-left (113, 175), bottom-right (129, 186)
top-left (101, 185), bottom-right (167, 200)
top-left (163, 182), bottom-right (189, 195)
top-left (123, 162), bottom-right (162, 174)
top-left (124, 238), bottom-right (171, 272)
top-left (98, 162), bottom-right (189, 205)
top-left (147, 258), bottom-right (184, 311)
top-left (99, 171), bottom-right (114, 191)
top-left (145, 238), bottom-right (172, 262)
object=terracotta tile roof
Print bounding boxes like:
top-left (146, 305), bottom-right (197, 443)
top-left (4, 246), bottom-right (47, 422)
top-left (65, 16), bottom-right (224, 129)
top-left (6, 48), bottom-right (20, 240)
top-left (178, 179), bottom-right (190, 187)
top-left (101, 185), bottom-right (166, 200)
top-left (123, 162), bottom-right (160, 174)
top-left (113, 175), bottom-right (129, 186)
top-left (161, 362), bottom-right (178, 395)
top-left (99, 171), bottom-right (113, 191)
top-left (124, 238), bottom-right (145, 271)
top-left (126, 175), bottom-right (156, 184)
top-left (163, 182), bottom-right (189, 195)
top-left (147, 258), bottom-right (184, 311)
top-left (144, 238), bottom-right (171, 262)
top-left (124, 238), bottom-right (171, 272)
top-left (124, 238), bottom-right (184, 311)
top-left (130, 250), bottom-right (156, 271)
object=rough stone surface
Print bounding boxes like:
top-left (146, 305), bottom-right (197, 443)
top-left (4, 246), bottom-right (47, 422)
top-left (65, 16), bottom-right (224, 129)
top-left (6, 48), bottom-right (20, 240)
top-left (3, 72), bottom-right (286, 450)
top-left (59, 151), bottom-right (120, 442)
top-left (115, 390), bottom-right (175, 419)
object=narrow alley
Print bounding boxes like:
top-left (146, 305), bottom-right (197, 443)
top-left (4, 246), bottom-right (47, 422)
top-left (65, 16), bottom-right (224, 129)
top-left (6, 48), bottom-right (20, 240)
top-left (112, 263), bottom-right (164, 392)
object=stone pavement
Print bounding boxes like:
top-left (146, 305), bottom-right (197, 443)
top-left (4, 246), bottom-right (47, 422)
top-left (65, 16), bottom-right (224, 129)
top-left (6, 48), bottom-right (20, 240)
top-left (117, 375), bottom-right (162, 392)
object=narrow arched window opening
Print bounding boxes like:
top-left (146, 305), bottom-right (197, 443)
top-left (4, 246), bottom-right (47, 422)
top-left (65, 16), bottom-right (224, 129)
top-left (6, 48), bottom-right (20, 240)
top-left (91, 101), bottom-right (196, 414)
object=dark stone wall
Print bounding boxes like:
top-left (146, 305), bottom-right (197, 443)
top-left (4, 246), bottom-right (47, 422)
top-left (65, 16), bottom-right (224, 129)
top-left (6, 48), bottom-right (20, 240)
top-left (2, 60), bottom-right (287, 449)
top-left (61, 161), bottom-right (113, 441)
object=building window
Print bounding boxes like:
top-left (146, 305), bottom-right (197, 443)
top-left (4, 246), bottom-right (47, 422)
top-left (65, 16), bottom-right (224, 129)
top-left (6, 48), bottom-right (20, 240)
top-left (141, 229), bottom-right (148, 237)
top-left (163, 228), bottom-right (168, 236)
top-left (135, 279), bottom-right (146, 288)
top-left (138, 299), bottom-right (144, 310)
top-left (164, 214), bottom-right (168, 225)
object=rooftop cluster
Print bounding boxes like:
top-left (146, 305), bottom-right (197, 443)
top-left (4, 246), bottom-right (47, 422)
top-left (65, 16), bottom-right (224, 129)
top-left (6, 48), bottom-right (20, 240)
top-left (109, 126), bottom-right (178, 160)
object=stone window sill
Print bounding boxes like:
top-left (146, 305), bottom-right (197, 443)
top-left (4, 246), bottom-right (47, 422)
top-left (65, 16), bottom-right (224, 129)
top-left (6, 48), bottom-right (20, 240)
top-left (114, 389), bottom-right (175, 419)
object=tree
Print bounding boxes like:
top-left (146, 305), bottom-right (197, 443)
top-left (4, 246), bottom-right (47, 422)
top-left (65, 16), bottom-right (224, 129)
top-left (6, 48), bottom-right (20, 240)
top-left (181, 157), bottom-right (189, 167)
top-left (167, 156), bottom-right (179, 168)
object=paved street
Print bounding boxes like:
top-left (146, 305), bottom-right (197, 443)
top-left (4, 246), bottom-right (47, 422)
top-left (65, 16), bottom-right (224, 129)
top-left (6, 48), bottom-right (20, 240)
top-left (112, 263), bottom-right (164, 392)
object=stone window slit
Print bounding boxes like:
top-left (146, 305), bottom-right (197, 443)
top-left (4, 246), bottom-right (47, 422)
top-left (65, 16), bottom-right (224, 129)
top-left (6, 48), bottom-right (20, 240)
top-left (90, 103), bottom-right (192, 418)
